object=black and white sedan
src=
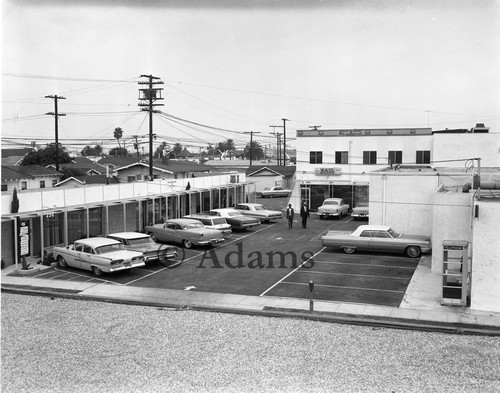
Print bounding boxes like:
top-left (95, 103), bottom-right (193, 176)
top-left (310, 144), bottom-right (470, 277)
top-left (52, 237), bottom-right (145, 277)
top-left (108, 232), bottom-right (181, 267)
top-left (257, 186), bottom-right (291, 198)
top-left (145, 219), bottom-right (225, 249)
top-left (207, 208), bottom-right (261, 231)
top-left (234, 203), bottom-right (283, 223)
top-left (321, 225), bottom-right (432, 258)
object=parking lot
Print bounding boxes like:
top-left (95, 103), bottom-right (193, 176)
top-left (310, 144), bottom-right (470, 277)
top-left (31, 198), bottom-right (421, 307)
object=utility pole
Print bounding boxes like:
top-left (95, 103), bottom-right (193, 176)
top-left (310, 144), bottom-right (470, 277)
top-left (138, 75), bottom-right (164, 180)
top-left (282, 118), bottom-right (289, 166)
top-left (132, 135), bottom-right (140, 159)
top-left (45, 95), bottom-right (66, 172)
top-left (269, 124), bottom-right (284, 165)
top-left (243, 131), bottom-right (261, 166)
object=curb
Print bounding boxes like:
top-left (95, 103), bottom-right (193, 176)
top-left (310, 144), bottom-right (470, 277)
top-left (3, 285), bottom-right (500, 337)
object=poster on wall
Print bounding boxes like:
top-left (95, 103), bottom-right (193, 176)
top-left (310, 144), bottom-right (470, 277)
top-left (18, 219), bottom-right (30, 257)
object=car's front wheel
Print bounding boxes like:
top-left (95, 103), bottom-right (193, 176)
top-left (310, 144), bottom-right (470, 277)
top-left (92, 266), bottom-right (103, 277)
top-left (405, 246), bottom-right (421, 258)
top-left (148, 232), bottom-right (158, 242)
top-left (57, 256), bottom-right (68, 268)
top-left (343, 247), bottom-right (356, 254)
top-left (183, 239), bottom-right (193, 249)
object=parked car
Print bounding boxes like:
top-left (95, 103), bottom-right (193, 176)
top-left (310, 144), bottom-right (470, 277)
top-left (145, 219), bottom-right (225, 249)
top-left (107, 232), bottom-right (181, 267)
top-left (257, 186), bottom-right (291, 198)
top-left (52, 237), bottom-right (145, 277)
top-left (207, 208), bottom-right (261, 230)
top-left (351, 203), bottom-right (369, 220)
top-left (317, 198), bottom-right (350, 219)
top-left (234, 203), bottom-right (283, 223)
top-left (183, 214), bottom-right (232, 237)
top-left (321, 225), bottom-right (432, 258)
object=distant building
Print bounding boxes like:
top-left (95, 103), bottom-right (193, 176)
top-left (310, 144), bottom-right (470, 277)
top-left (1, 165), bottom-right (61, 192)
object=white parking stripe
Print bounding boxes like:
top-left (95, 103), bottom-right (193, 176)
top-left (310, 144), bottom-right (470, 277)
top-left (312, 260), bottom-right (416, 269)
top-left (292, 270), bottom-right (411, 281)
top-left (281, 281), bottom-right (405, 293)
top-left (259, 247), bottom-right (326, 297)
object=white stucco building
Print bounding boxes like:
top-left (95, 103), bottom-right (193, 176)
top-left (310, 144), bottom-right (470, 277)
top-left (294, 123), bottom-right (500, 313)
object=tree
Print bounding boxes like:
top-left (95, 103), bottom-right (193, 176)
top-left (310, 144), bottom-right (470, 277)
top-left (11, 188), bottom-right (19, 214)
top-left (60, 167), bottom-right (86, 181)
top-left (81, 144), bottom-right (102, 157)
top-left (216, 139), bottom-right (236, 158)
top-left (113, 127), bottom-right (123, 149)
top-left (109, 147), bottom-right (129, 157)
top-left (243, 140), bottom-right (265, 161)
top-left (172, 143), bottom-right (183, 157)
top-left (155, 141), bottom-right (169, 158)
top-left (21, 143), bottom-right (72, 167)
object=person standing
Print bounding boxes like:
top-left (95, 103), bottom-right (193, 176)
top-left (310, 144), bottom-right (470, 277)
top-left (286, 203), bottom-right (294, 229)
top-left (300, 200), bottom-right (310, 228)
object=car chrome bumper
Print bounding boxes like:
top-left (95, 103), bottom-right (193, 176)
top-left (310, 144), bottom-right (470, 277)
top-left (109, 261), bottom-right (145, 272)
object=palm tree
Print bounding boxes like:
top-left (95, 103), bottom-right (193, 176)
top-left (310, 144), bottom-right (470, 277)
top-left (113, 127), bottom-right (123, 149)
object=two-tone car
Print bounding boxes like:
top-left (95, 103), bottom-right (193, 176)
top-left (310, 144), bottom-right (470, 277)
top-left (351, 203), bottom-right (369, 220)
top-left (183, 214), bottom-right (232, 237)
top-left (317, 198), bottom-right (350, 219)
top-left (145, 218), bottom-right (224, 249)
top-left (234, 203), bottom-right (283, 223)
top-left (321, 225), bottom-right (432, 258)
top-left (257, 186), bottom-right (291, 198)
top-left (52, 237), bottom-right (145, 277)
top-left (207, 208), bottom-right (261, 231)
top-left (107, 232), bottom-right (181, 267)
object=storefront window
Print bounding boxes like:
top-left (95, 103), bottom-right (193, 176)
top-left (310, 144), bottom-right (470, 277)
top-left (168, 196), bottom-right (178, 219)
top-left (67, 210), bottom-right (87, 243)
top-left (108, 204), bottom-right (124, 233)
top-left (125, 202), bottom-right (139, 232)
top-left (220, 189), bottom-right (227, 208)
top-left (190, 192), bottom-right (200, 214)
top-left (211, 189), bottom-right (219, 209)
top-left (154, 197), bottom-right (166, 224)
top-left (202, 191), bottom-right (210, 212)
top-left (88, 207), bottom-right (104, 237)
top-left (43, 213), bottom-right (64, 248)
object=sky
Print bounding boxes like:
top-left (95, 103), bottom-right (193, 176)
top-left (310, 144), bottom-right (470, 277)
top-left (2, 0), bottom-right (500, 156)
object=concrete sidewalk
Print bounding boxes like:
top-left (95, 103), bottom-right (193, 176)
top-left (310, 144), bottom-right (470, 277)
top-left (2, 257), bottom-right (500, 335)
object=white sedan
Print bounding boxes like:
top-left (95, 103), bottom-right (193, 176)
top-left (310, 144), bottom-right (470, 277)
top-left (234, 203), bottom-right (283, 223)
top-left (258, 186), bottom-right (291, 198)
top-left (52, 237), bottom-right (145, 277)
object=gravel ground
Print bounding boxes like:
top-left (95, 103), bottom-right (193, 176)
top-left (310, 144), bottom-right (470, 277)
top-left (2, 293), bottom-right (500, 393)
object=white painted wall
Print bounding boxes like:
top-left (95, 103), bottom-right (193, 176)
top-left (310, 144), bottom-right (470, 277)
top-left (431, 192), bottom-right (473, 274)
top-left (369, 173), bottom-right (438, 235)
top-left (296, 133), bottom-right (434, 183)
top-left (433, 133), bottom-right (500, 168)
top-left (470, 200), bottom-right (500, 313)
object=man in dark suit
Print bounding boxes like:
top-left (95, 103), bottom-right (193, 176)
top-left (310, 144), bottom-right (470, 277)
top-left (286, 203), bottom-right (294, 229)
top-left (300, 200), bottom-right (310, 228)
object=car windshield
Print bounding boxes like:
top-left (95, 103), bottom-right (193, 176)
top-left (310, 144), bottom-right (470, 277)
top-left (253, 205), bottom-right (265, 211)
top-left (95, 243), bottom-right (124, 254)
top-left (184, 222), bottom-right (203, 229)
top-left (227, 212), bottom-right (242, 217)
top-left (324, 200), bottom-right (339, 205)
top-left (263, 187), bottom-right (271, 190)
top-left (127, 237), bottom-right (153, 246)
top-left (387, 228), bottom-right (401, 238)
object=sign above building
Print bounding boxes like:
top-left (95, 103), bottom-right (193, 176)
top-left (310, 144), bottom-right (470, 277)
top-left (315, 167), bottom-right (342, 176)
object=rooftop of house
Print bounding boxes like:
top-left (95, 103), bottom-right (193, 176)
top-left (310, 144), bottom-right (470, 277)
top-left (246, 165), bottom-right (297, 177)
top-left (1, 165), bottom-right (61, 181)
top-left (55, 174), bottom-right (120, 187)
